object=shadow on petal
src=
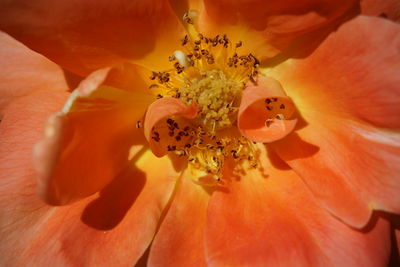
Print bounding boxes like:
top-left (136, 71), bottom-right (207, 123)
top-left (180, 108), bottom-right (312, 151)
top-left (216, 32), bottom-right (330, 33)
top-left (271, 132), bottom-right (320, 162)
top-left (261, 3), bottom-right (361, 67)
top-left (266, 146), bottom-right (291, 170)
top-left (80, 132), bottom-right (148, 231)
top-left (81, 160), bottom-right (146, 230)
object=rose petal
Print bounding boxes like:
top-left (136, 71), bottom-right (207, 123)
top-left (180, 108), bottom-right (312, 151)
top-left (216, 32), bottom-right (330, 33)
top-left (205, 146), bottom-right (391, 266)
top-left (267, 16), bottom-right (400, 227)
top-left (0, 31), bottom-right (67, 116)
top-left (144, 97), bottom-right (198, 157)
top-left (268, 16), bottom-right (400, 129)
top-left (195, 0), bottom-right (358, 58)
top-left (361, 0), bottom-right (400, 22)
top-left (238, 76), bottom-right (297, 143)
top-left (0, 0), bottom-right (185, 75)
top-left (148, 174), bottom-right (210, 266)
top-left (34, 66), bottom-right (154, 205)
top-left (0, 101), bottom-right (179, 266)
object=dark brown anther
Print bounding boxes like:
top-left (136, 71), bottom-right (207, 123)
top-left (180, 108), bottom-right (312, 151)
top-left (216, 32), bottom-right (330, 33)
top-left (181, 35), bottom-right (189, 46)
top-left (231, 150), bottom-right (239, 159)
top-left (174, 62), bottom-right (185, 74)
top-left (198, 33), bottom-right (204, 40)
top-left (183, 13), bottom-right (194, 24)
top-left (178, 131), bottom-right (185, 136)
top-left (249, 74), bottom-right (256, 83)
top-left (175, 92), bottom-right (181, 98)
top-left (248, 53), bottom-right (260, 67)
top-left (167, 118), bottom-right (174, 125)
top-left (150, 71), bottom-right (158, 80)
top-left (173, 122), bottom-right (179, 129)
top-left (185, 143), bottom-right (191, 148)
top-left (235, 41), bottom-right (242, 48)
top-left (152, 132), bottom-right (160, 142)
top-left (184, 126), bottom-right (190, 131)
top-left (201, 49), bottom-right (209, 56)
top-left (168, 131), bottom-right (174, 137)
top-left (194, 45), bottom-right (200, 51)
top-left (280, 104), bottom-right (285, 109)
top-left (266, 106), bottom-right (273, 111)
top-left (157, 94), bottom-right (163, 99)
top-left (175, 136), bottom-right (182, 141)
top-left (265, 98), bottom-right (271, 104)
top-left (194, 40), bottom-right (201, 45)
top-left (168, 55), bottom-right (175, 61)
top-left (272, 97), bottom-right (278, 102)
top-left (136, 120), bottom-right (142, 129)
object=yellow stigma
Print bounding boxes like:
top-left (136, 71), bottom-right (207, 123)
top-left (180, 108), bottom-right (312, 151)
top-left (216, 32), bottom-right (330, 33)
top-left (147, 11), bottom-right (261, 183)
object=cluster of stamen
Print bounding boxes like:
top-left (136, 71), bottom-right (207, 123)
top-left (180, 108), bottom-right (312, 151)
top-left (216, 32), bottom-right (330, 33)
top-left (150, 117), bottom-right (260, 179)
top-left (146, 13), bottom-right (262, 182)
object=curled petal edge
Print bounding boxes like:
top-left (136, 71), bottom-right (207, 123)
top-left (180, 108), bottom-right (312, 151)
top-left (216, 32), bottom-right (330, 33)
top-left (238, 76), bottom-right (297, 143)
top-left (144, 98), bottom-right (198, 157)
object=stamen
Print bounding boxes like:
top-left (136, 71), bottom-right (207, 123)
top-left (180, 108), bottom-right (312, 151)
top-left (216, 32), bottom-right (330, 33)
top-left (146, 27), bottom-right (263, 182)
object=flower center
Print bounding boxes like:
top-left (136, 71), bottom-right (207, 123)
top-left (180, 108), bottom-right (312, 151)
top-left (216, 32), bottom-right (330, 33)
top-left (145, 12), bottom-right (263, 184)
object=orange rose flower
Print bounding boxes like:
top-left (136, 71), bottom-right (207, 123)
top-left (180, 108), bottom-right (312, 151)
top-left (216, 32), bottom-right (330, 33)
top-left (0, 0), bottom-right (399, 266)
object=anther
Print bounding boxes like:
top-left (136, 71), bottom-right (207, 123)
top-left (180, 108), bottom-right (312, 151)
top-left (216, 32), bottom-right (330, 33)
top-left (183, 10), bottom-right (198, 25)
top-left (181, 35), bottom-right (189, 46)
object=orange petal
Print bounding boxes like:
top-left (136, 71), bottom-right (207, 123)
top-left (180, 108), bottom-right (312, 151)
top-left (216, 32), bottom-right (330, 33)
top-left (267, 16), bottom-right (400, 228)
top-left (0, 31), bottom-right (67, 117)
top-left (34, 66), bottom-right (154, 205)
top-left (148, 174), bottom-right (209, 266)
top-left (238, 76), bottom-right (297, 143)
top-left (197, 0), bottom-right (358, 58)
top-left (361, 0), bottom-right (400, 22)
top-left (0, 105), bottom-right (179, 267)
top-left (272, 117), bottom-right (400, 228)
top-left (205, 147), bottom-right (391, 266)
top-left (268, 16), bottom-right (400, 129)
top-left (0, 1), bottom-right (185, 75)
top-left (144, 97), bottom-right (198, 157)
